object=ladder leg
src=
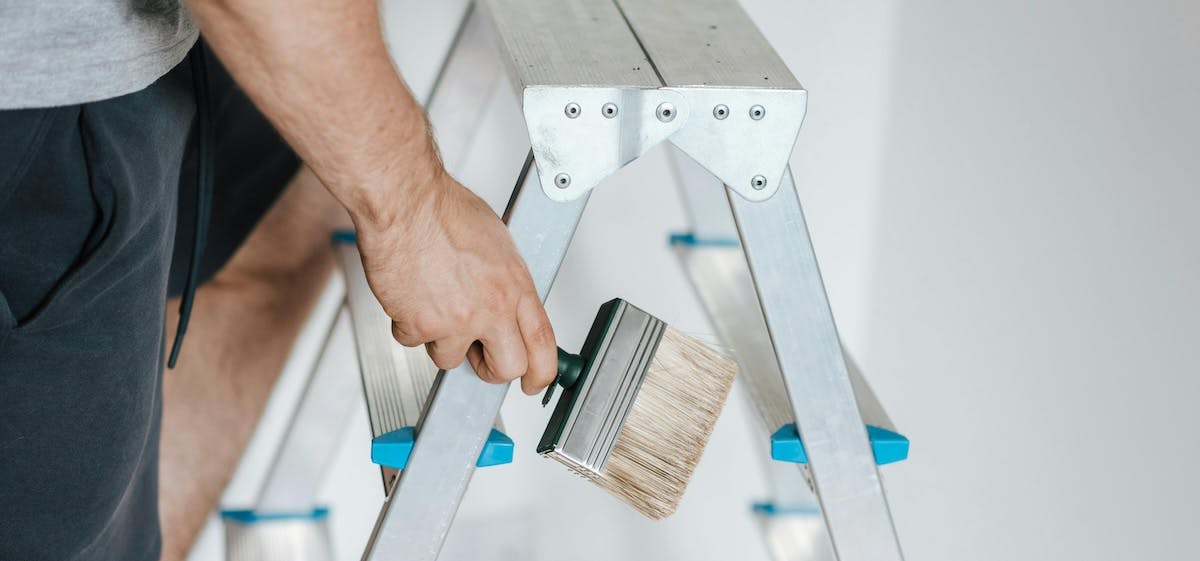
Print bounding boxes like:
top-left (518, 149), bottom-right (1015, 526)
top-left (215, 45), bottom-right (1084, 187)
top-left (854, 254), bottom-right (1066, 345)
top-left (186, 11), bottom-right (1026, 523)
top-left (425, 3), bottom-right (502, 175)
top-left (222, 282), bottom-right (352, 561)
top-left (253, 304), bottom-right (359, 512)
top-left (361, 153), bottom-right (589, 561)
top-left (728, 167), bottom-right (904, 561)
top-left (668, 147), bottom-right (827, 561)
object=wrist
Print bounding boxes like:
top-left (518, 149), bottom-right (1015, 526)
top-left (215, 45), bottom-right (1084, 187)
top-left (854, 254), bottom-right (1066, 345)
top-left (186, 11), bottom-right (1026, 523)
top-left (334, 126), bottom-right (448, 234)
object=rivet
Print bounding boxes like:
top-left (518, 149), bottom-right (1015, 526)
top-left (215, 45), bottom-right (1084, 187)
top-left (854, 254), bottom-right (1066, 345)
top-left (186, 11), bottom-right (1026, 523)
top-left (713, 104), bottom-right (729, 120)
top-left (751, 175), bottom-right (767, 190)
top-left (554, 173), bottom-right (572, 189)
top-left (602, 102), bottom-right (619, 118)
top-left (750, 105), bottom-right (766, 120)
top-left (656, 102), bottom-right (676, 122)
top-left (564, 103), bottom-right (581, 119)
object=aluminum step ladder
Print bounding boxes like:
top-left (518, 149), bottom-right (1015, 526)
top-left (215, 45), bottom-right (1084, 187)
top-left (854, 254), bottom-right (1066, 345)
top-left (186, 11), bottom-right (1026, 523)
top-left (666, 147), bottom-right (907, 561)
top-left (220, 1), bottom-right (909, 560)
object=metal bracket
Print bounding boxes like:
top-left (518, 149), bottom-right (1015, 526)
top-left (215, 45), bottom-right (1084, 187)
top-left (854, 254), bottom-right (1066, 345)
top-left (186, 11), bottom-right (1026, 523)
top-left (666, 87), bottom-right (807, 201)
top-left (522, 86), bottom-right (688, 201)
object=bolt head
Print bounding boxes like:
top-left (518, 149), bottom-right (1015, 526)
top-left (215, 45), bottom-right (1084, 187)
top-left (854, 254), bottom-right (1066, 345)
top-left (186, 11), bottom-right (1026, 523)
top-left (554, 173), bottom-right (572, 189)
top-left (750, 105), bottom-right (766, 120)
top-left (601, 102), bottom-right (619, 118)
top-left (751, 175), bottom-right (768, 190)
top-left (656, 102), bottom-right (676, 122)
top-left (713, 104), bottom-right (729, 120)
top-left (564, 103), bottom-right (581, 119)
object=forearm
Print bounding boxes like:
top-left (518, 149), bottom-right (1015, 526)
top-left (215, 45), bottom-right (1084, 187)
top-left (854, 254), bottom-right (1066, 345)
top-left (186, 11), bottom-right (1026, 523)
top-left (186, 0), bottom-right (440, 226)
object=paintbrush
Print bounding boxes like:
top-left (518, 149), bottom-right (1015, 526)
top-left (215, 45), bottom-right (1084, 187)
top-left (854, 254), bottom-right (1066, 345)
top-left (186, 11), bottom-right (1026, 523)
top-left (538, 298), bottom-right (737, 519)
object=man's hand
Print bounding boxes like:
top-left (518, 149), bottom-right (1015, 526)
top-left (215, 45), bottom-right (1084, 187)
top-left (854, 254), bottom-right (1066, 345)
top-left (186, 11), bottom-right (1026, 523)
top-left (186, 0), bottom-right (558, 393)
top-left (352, 171), bottom-right (557, 394)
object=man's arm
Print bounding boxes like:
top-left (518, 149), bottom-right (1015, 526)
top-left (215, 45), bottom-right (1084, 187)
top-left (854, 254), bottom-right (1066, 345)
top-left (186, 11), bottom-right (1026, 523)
top-left (186, 0), bottom-right (557, 394)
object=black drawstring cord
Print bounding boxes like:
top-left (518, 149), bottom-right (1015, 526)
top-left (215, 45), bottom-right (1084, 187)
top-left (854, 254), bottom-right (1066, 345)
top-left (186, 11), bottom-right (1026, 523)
top-left (169, 42), bottom-right (214, 368)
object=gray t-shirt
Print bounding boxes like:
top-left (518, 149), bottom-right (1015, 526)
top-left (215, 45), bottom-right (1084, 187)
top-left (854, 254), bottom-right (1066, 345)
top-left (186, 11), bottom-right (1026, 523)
top-left (0, 1), bottom-right (198, 109)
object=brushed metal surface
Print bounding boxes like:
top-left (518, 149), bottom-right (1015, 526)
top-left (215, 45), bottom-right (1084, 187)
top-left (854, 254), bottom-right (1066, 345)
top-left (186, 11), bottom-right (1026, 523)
top-left (614, 0), bottom-right (801, 89)
top-left (549, 301), bottom-right (665, 474)
top-left (522, 86), bottom-right (687, 201)
top-left (665, 87), bottom-right (807, 201)
top-left (225, 517), bottom-right (334, 561)
top-left (426, 4), bottom-right (503, 175)
top-left (730, 167), bottom-right (904, 560)
top-left (481, 0), bottom-right (661, 89)
top-left (336, 243), bottom-right (430, 440)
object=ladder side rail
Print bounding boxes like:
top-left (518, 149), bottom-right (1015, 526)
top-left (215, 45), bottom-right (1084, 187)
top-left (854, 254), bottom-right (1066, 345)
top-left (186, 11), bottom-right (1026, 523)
top-left (623, 4), bottom-right (902, 556)
top-left (668, 146), bottom-right (900, 447)
top-left (427, 3), bottom-right (505, 176)
top-left (361, 154), bottom-right (589, 561)
top-left (729, 168), bottom-right (904, 561)
top-left (255, 304), bottom-right (361, 512)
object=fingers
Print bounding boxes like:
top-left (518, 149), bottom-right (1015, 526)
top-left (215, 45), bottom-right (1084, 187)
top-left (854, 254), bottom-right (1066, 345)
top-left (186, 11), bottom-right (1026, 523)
top-left (516, 292), bottom-right (557, 395)
top-left (425, 336), bottom-right (474, 370)
top-left (474, 321), bottom-right (528, 383)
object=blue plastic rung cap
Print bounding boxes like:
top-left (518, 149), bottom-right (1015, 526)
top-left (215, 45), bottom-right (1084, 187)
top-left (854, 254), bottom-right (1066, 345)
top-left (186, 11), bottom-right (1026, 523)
top-left (770, 423), bottom-right (910, 465)
top-left (477, 428), bottom-right (515, 467)
top-left (331, 229), bottom-right (357, 245)
top-left (770, 424), bottom-right (809, 463)
top-left (866, 425), bottom-right (910, 465)
top-left (371, 427), bottom-right (514, 469)
top-left (220, 507), bottom-right (330, 525)
top-left (667, 231), bottom-right (740, 248)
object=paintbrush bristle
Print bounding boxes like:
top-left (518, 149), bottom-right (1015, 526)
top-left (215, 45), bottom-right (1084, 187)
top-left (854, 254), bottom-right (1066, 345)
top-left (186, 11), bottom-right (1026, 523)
top-left (574, 327), bottom-right (737, 519)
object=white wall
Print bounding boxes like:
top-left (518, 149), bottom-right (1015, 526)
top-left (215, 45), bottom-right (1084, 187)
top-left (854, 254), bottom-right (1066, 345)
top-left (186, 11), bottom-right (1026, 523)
top-left (867, 1), bottom-right (1200, 560)
top-left (192, 0), bottom-right (1200, 560)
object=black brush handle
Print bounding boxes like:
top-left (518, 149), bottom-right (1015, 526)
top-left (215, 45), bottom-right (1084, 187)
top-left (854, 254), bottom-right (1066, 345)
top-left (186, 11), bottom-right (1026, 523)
top-left (542, 348), bottom-right (585, 406)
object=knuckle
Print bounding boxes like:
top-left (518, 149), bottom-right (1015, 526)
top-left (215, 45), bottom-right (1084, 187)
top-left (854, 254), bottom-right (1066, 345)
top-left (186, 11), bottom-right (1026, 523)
top-left (529, 319), bottom-right (555, 347)
top-left (448, 302), bottom-right (472, 325)
top-left (391, 323), bottom-right (423, 346)
top-left (507, 259), bottom-right (530, 280)
top-left (409, 309), bottom-right (444, 340)
top-left (483, 288), bottom-right (509, 316)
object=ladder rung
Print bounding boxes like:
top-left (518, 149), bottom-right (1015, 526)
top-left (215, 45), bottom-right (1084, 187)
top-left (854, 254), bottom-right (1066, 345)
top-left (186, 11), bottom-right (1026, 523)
top-left (333, 231), bottom-right (433, 439)
top-left (370, 427), bottom-right (514, 470)
top-left (333, 230), bottom-right (511, 491)
top-left (770, 424), bottom-right (909, 466)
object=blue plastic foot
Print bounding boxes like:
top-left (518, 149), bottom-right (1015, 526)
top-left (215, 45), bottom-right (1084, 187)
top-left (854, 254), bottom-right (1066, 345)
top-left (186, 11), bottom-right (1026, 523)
top-left (770, 423), bottom-right (909, 465)
top-left (371, 427), bottom-right (514, 469)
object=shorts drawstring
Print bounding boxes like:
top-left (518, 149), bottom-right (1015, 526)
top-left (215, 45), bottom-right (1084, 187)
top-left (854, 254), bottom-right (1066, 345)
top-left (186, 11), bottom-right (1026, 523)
top-left (168, 40), bottom-right (214, 368)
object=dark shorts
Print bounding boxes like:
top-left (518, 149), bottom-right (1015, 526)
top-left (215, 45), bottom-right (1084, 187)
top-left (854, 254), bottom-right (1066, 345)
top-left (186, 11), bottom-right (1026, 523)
top-left (0, 43), bottom-right (300, 560)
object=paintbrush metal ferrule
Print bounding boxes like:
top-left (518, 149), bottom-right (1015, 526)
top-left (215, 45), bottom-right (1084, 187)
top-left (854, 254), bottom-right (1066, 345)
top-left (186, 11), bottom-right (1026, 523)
top-left (538, 300), bottom-right (666, 475)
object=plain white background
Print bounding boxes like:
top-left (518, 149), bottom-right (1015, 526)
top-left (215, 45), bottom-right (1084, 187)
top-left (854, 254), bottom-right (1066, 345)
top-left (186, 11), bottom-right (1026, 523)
top-left (190, 1), bottom-right (1200, 560)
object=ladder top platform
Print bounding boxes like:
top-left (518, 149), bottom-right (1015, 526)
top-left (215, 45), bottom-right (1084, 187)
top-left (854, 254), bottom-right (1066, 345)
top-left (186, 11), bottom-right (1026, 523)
top-left (483, 0), bottom-right (802, 90)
